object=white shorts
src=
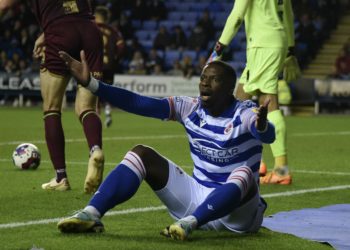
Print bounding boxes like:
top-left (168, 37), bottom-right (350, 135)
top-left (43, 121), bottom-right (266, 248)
top-left (155, 160), bottom-right (267, 233)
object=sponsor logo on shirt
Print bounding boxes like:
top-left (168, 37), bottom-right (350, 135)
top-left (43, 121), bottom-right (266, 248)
top-left (192, 138), bottom-right (239, 163)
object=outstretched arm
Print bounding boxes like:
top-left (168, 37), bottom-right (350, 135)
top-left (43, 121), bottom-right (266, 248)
top-left (218, 0), bottom-right (250, 46)
top-left (207, 0), bottom-right (250, 62)
top-left (250, 99), bottom-right (275, 144)
top-left (284, 0), bottom-right (295, 49)
top-left (59, 50), bottom-right (171, 120)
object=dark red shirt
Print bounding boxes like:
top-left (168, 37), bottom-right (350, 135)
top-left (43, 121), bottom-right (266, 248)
top-left (97, 23), bottom-right (125, 71)
top-left (336, 55), bottom-right (350, 75)
top-left (30, 0), bottom-right (94, 30)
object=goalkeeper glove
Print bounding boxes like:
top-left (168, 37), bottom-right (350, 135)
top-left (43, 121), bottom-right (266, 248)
top-left (206, 41), bottom-right (226, 64)
top-left (283, 47), bottom-right (301, 83)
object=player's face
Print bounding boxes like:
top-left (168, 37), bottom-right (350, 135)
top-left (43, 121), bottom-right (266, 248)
top-left (199, 64), bottom-right (233, 110)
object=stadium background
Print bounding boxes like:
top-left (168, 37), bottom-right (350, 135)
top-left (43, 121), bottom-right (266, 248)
top-left (0, 0), bottom-right (350, 113)
top-left (0, 1), bottom-right (350, 250)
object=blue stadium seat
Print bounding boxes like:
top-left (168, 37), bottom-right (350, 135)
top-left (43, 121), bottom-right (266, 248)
top-left (148, 31), bottom-right (158, 41)
top-left (221, 2), bottom-right (233, 11)
top-left (178, 21), bottom-right (196, 31)
top-left (233, 51), bottom-right (246, 62)
top-left (164, 2), bottom-right (177, 11)
top-left (207, 40), bottom-right (216, 50)
top-left (215, 30), bottom-right (222, 40)
top-left (175, 3), bottom-right (192, 12)
top-left (208, 2), bottom-right (224, 12)
top-left (190, 3), bottom-right (209, 12)
top-left (294, 21), bottom-right (300, 30)
top-left (164, 50), bottom-right (182, 68)
top-left (158, 21), bottom-right (175, 31)
top-left (156, 50), bottom-right (165, 59)
top-left (131, 20), bottom-right (142, 29)
top-left (212, 12), bottom-right (229, 22)
top-left (139, 40), bottom-right (154, 52)
top-left (230, 39), bottom-right (246, 51)
top-left (142, 20), bottom-right (158, 30)
top-left (296, 42), bottom-right (308, 52)
top-left (227, 61), bottom-right (245, 77)
top-left (120, 59), bottom-right (130, 72)
top-left (182, 12), bottom-right (199, 22)
top-left (236, 31), bottom-right (246, 42)
top-left (198, 50), bottom-right (209, 59)
top-left (168, 12), bottom-right (184, 21)
top-left (228, 61), bottom-right (246, 71)
top-left (134, 30), bottom-right (150, 41)
top-left (182, 50), bottom-right (198, 61)
top-left (213, 19), bottom-right (226, 29)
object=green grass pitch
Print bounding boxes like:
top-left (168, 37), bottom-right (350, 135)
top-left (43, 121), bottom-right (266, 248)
top-left (0, 107), bottom-right (349, 249)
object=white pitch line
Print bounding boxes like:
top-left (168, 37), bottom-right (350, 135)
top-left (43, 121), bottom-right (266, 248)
top-left (0, 206), bottom-right (166, 229)
top-left (262, 185), bottom-right (350, 198)
top-left (292, 170), bottom-right (350, 176)
top-left (2, 159), bottom-right (350, 176)
top-left (292, 131), bottom-right (350, 137)
top-left (1, 131), bottom-right (349, 146)
top-left (0, 185), bottom-right (349, 230)
top-left (0, 159), bottom-right (117, 167)
top-left (183, 167), bottom-right (350, 176)
top-left (0, 134), bottom-right (186, 146)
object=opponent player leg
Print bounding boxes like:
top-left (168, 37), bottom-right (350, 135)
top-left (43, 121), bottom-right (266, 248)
top-left (259, 94), bottom-right (291, 185)
top-left (58, 144), bottom-right (170, 233)
top-left (40, 69), bottom-right (71, 191)
top-left (103, 71), bottom-right (114, 128)
top-left (104, 103), bottom-right (112, 127)
top-left (75, 85), bottom-right (104, 194)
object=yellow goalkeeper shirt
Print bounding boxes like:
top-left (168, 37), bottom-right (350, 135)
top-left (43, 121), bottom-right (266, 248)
top-left (219, 0), bottom-right (294, 49)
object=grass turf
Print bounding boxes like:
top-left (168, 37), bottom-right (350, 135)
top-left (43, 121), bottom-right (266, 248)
top-left (0, 107), bottom-right (349, 249)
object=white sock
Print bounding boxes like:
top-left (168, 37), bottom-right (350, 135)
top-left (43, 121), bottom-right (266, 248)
top-left (180, 215), bottom-right (198, 230)
top-left (84, 205), bottom-right (101, 219)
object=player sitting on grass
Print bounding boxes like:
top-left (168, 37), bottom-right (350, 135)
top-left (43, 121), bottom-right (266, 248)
top-left (57, 50), bottom-right (275, 240)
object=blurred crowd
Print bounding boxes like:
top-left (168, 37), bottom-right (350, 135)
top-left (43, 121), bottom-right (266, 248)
top-left (331, 39), bottom-right (350, 80)
top-left (0, 0), bottom-right (348, 79)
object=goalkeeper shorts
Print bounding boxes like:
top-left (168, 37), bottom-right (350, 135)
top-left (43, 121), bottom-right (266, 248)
top-left (239, 47), bottom-right (287, 95)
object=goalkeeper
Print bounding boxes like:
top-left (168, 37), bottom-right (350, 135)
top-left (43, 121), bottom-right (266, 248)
top-left (208, 0), bottom-right (301, 184)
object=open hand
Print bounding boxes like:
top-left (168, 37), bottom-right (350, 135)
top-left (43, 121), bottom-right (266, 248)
top-left (256, 98), bottom-right (270, 131)
top-left (59, 50), bottom-right (90, 86)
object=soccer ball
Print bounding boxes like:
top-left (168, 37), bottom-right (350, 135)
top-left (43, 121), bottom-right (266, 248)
top-left (12, 143), bottom-right (41, 170)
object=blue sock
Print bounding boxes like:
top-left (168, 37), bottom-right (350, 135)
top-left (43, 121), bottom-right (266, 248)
top-left (192, 183), bottom-right (241, 227)
top-left (89, 164), bottom-right (141, 216)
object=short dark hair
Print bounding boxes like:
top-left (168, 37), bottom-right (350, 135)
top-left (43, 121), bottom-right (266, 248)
top-left (207, 60), bottom-right (237, 89)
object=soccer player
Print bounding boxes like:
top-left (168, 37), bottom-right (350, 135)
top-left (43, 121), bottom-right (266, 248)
top-left (95, 6), bottom-right (125, 128)
top-left (208, 0), bottom-right (301, 184)
top-left (56, 51), bottom-right (275, 240)
top-left (0, 0), bottom-right (105, 193)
